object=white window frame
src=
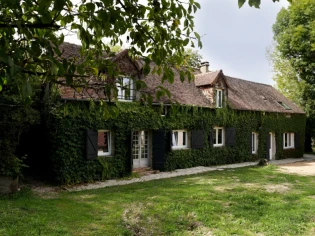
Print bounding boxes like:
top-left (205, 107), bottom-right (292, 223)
top-left (97, 130), bottom-right (112, 156)
top-left (216, 89), bottom-right (223, 108)
top-left (283, 132), bottom-right (295, 149)
top-left (213, 127), bottom-right (225, 147)
top-left (252, 132), bottom-right (259, 154)
top-left (116, 77), bottom-right (134, 101)
top-left (171, 130), bottom-right (189, 150)
top-left (161, 105), bottom-right (170, 117)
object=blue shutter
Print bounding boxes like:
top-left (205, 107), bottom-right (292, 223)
top-left (209, 130), bottom-right (214, 147)
top-left (152, 130), bottom-right (165, 170)
top-left (295, 133), bottom-right (300, 148)
top-left (86, 129), bottom-right (98, 159)
top-left (225, 128), bottom-right (236, 146)
top-left (191, 130), bottom-right (204, 149)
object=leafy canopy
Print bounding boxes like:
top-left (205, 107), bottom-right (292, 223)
top-left (273, 0), bottom-right (315, 85)
top-left (238, 0), bottom-right (292, 8)
top-left (0, 0), bottom-right (201, 100)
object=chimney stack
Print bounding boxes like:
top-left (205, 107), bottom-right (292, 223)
top-left (200, 61), bottom-right (209, 73)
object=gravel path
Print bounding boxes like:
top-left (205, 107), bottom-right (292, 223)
top-left (31, 156), bottom-right (315, 194)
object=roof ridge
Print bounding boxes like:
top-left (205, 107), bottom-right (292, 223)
top-left (195, 70), bottom-right (220, 77)
top-left (225, 75), bottom-right (272, 87)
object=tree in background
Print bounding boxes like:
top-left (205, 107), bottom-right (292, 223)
top-left (184, 48), bottom-right (203, 68)
top-left (270, 0), bottom-right (315, 151)
top-left (238, 0), bottom-right (292, 8)
top-left (273, 0), bottom-right (315, 85)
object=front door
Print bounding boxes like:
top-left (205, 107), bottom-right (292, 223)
top-left (132, 131), bottom-right (150, 169)
top-left (269, 132), bottom-right (276, 160)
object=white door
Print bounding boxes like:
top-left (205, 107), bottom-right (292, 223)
top-left (269, 132), bottom-right (276, 160)
top-left (132, 131), bottom-right (150, 169)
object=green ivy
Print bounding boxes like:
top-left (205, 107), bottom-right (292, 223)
top-left (46, 101), bottom-right (305, 184)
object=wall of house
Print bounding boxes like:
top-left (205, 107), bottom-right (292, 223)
top-left (45, 101), bottom-right (305, 184)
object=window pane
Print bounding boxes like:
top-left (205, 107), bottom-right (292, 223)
top-left (98, 131), bottom-right (110, 154)
top-left (218, 129), bottom-right (222, 144)
top-left (172, 131), bottom-right (178, 146)
top-left (213, 130), bottom-right (217, 144)
top-left (182, 132), bottom-right (186, 146)
top-left (252, 133), bottom-right (255, 152)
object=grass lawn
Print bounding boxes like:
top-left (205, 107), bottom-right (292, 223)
top-left (1, 165), bottom-right (315, 236)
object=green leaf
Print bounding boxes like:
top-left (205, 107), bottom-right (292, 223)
top-left (238, 0), bottom-right (246, 8)
top-left (22, 80), bottom-right (32, 97)
top-left (194, 32), bottom-right (200, 40)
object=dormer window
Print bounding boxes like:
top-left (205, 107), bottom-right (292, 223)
top-left (116, 77), bottom-right (134, 101)
top-left (216, 89), bottom-right (223, 108)
top-left (277, 101), bottom-right (291, 110)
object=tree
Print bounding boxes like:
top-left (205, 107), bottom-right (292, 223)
top-left (0, 0), bottom-right (202, 101)
top-left (184, 48), bottom-right (203, 68)
top-left (238, 0), bottom-right (292, 8)
top-left (267, 44), bottom-right (305, 106)
top-left (272, 0), bottom-right (315, 84)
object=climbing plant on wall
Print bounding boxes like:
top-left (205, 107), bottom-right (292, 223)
top-left (44, 99), bottom-right (305, 184)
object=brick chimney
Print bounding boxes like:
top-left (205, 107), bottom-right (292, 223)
top-left (200, 61), bottom-right (209, 73)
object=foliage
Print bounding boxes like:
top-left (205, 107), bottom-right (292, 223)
top-left (238, 0), bottom-right (291, 8)
top-left (45, 100), bottom-right (305, 184)
top-left (267, 44), bottom-right (305, 106)
top-left (184, 48), bottom-right (203, 68)
top-left (1, 166), bottom-right (315, 235)
top-left (273, 0), bottom-right (315, 84)
top-left (0, 0), bottom-right (201, 108)
top-left (0, 87), bottom-right (39, 177)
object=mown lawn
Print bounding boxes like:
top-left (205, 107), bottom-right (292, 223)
top-left (1, 165), bottom-right (315, 236)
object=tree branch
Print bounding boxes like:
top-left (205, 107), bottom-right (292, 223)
top-left (0, 23), bottom-right (60, 29)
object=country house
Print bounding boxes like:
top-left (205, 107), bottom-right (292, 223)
top-left (38, 43), bottom-right (305, 184)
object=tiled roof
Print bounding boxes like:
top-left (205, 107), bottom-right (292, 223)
top-left (141, 63), bottom-right (210, 107)
top-left (59, 42), bottom-right (82, 59)
top-left (225, 76), bottom-right (304, 114)
top-left (57, 43), bottom-right (305, 114)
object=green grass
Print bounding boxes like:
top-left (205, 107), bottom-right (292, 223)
top-left (1, 165), bottom-right (315, 235)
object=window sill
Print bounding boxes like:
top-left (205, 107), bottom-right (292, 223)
top-left (283, 147), bottom-right (295, 150)
top-left (98, 153), bottom-right (112, 157)
top-left (117, 99), bottom-right (134, 102)
top-left (171, 147), bottom-right (190, 151)
top-left (213, 144), bottom-right (224, 147)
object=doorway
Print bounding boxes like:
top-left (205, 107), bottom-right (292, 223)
top-left (132, 131), bottom-right (150, 169)
top-left (269, 132), bottom-right (276, 160)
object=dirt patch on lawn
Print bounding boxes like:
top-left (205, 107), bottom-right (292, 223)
top-left (278, 160), bottom-right (315, 176)
top-left (264, 183), bottom-right (292, 193)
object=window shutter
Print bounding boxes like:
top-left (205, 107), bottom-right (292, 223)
top-left (125, 131), bottom-right (133, 173)
top-left (222, 90), bottom-right (225, 108)
top-left (209, 130), bottom-right (214, 147)
top-left (295, 133), bottom-right (300, 148)
top-left (152, 130), bottom-right (166, 170)
top-left (166, 130), bottom-right (172, 151)
top-left (191, 130), bottom-right (204, 149)
top-left (86, 129), bottom-right (98, 159)
top-left (266, 133), bottom-right (270, 160)
top-left (225, 128), bottom-right (236, 146)
top-left (250, 132), bottom-right (253, 155)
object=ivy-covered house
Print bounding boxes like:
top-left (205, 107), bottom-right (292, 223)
top-left (44, 43), bottom-right (305, 184)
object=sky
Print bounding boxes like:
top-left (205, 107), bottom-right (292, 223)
top-left (194, 0), bottom-right (290, 85)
